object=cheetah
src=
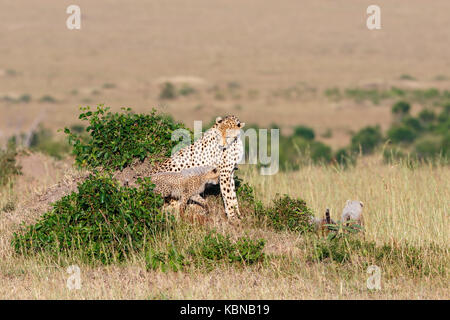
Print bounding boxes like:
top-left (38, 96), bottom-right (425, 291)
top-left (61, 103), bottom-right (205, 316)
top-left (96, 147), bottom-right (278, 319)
top-left (311, 208), bottom-right (336, 236)
top-left (341, 200), bottom-right (364, 227)
top-left (151, 166), bottom-right (220, 216)
top-left (151, 115), bottom-right (245, 220)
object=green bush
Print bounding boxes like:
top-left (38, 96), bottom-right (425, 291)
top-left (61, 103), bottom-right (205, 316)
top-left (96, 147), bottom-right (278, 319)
top-left (399, 74), bottom-right (416, 81)
top-left (435, 106), bottom-right (450, 134)
top-left (102, 83), bottom-right (116, 89)
top-left (241, 123), bottom-right (333, 171)
top-left (334, 148), bottom-right (356, 167)
top-left (423, 88), bottom-right (440, 100)
top-left (145, 245), bottom-right (186, 272)
top-left (227, 81), bottom-right (241, 90)
top-left (309, 141), bottom-right (332, 163)
top-left (38, 95), bottom-right (57, 103)
top-left (344, 88), bottom-right (389, 105)
top-left (1, 93), bottom-right (31, 104)
top-left (278, 136), bottom-right (332, 170)
top-left (309, 236), bottom-right (356, 263)
top-left (12, 174), bottom-right (170, 264)
top-left (256, 195), bottom-right (314, 233)
top-left (379, 103), bottom-right (449, 160)
top-left (414, 136), bottom-right (445, 160)
top-left (0, 144), bottom-right (21, 186)
top-left (19, 94), bottom-right (31, 103)
top-left (350, 125), bottom-right (383, 154)
top-left (435, 119), bottom-right (450, 136)
top-left (159, 82), bottom-right (177, 99)
top-left (324, 86), bottom-right (449, 106)
top-left (390, 87), bottom-right (406, 97)
top-left (411, 88), bottom-right (441, 104)
top-left (29, 126), bottom-right (71, 160)
top-left (324, 87), bottom-right (342, 101)
top-left (418, 109), bottom-right (436, 123)
top-left (442, 133), bottom-right (450, 157)
top-left (178, 84), bottom-right (196, 96)
top-left (235, 177), bottom-right (257, 209)
top-left (64, 105), bottom-right (189, 170)
top-left (232, 237), bottom-right (266, 264)
top-left (392, 101), bottom-right (411, 116)
top-left (191, 231), bottom-right (265, 265)
top-left (68, 124), bottom-right (85, 134)
top-left (401, 117), bottom-right (423, 133)
top-left (293, 126), bottom-right (315, 140)
top-left (387, 125), bottom-right (417, 144)
top-left (194, 232), bottom-right (235, 261)
top-left (236, 180), bottom-right (316, 234)
top-left (440, 104), bottom-right (450, 119)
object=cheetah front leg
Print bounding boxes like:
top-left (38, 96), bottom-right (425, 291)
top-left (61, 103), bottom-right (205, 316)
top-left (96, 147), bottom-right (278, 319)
top-left (219, 166), bottom-right (240, 220)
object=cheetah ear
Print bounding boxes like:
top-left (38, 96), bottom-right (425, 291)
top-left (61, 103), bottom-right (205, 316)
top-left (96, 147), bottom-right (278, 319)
top-left (346, 200), bottom-right (351, 206)
top-left (238, 122), bottom-right (245, 128)
top-left (215, 116), bottom-right (223, 124)
top-left (360, 201), bottom-right (364, 207)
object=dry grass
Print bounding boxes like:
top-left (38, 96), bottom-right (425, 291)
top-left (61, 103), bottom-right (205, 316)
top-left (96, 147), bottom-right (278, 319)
top-left (0, 258), bottom-right (446, 299)
top-left (0, 153), bottom-right (448, 299)
top-left (241, 155), bottom-right (449, 247)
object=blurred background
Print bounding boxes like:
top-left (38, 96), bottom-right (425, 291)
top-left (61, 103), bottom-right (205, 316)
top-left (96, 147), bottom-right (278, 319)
top-left (1, 0), bottom-right (449, 166)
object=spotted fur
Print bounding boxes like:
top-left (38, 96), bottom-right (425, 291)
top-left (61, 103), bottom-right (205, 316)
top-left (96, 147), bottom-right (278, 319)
top-left (151, 166), bottom-right (220, 215)
top-left (310, 208), bottom-right (336, 236)
top-left (341, 200), bottom-right (364, 226)
top-left (151, 115), bottom-right (245, 219)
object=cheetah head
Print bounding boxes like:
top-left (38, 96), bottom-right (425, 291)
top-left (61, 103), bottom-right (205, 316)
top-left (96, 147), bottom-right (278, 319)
top-left (213, 115), bottom-right (245, 147)
top-left (346, 200), bottom-right (364, 208)
top-left (205, 167), bottom-right (220, 185)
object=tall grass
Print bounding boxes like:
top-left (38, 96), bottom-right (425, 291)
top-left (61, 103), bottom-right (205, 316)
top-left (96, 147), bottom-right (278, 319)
top-left (240, 155), bottom-right (449, 247)
top-left (0, 153), bottom-right (448, 299)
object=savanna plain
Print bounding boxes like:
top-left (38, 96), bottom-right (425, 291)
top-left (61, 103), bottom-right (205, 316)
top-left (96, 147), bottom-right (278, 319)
top-left (0, 0), bottom-right (448, 299)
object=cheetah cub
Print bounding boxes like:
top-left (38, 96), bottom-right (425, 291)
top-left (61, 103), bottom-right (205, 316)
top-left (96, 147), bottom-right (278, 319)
top-left (311, 208), bottom-right (336, 235)
top-left (341, 200), bottom-right (364, 227)
top-left (150, 166), bottom-right (220, 216)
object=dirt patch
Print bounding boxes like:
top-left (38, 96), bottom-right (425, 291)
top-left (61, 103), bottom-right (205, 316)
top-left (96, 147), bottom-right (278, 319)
top-left (3, 153), bottom-right (87, 227)
top-left (111, 158), bottom-right (156, 187)
top-left (15, 152), bottom-right (71, 189)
